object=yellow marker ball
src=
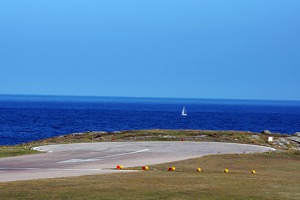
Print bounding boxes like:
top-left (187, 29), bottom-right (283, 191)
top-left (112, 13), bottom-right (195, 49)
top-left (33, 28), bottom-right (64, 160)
top-left (197, 168), bottom-right (202, 172)
top-left (144, 166), bottom-right (149, 171)
top-left (252, 170), bottom-right (256, 174)
top-left (224, 169), bottom-right (229, 173)
top-left (171, 166), bottom-right (176, 171)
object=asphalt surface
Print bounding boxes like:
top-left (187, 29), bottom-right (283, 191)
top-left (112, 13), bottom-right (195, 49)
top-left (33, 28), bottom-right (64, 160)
top-left (0, 142), bottom-right (275, 182)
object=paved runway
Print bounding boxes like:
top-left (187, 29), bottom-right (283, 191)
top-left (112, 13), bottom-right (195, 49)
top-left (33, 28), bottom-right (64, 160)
top-left (0, 142), bottom-right (274, 182)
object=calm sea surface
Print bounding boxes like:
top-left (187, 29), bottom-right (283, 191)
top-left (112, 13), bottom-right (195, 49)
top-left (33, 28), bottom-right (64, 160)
top-left (0, 95), bottom-right (300, 145)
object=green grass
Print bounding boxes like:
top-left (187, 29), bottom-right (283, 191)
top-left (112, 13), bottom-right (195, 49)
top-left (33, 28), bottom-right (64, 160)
top-left (0, 152), bottom-right (299, 200)
top-left (0, 145), bottom-right (40, 158)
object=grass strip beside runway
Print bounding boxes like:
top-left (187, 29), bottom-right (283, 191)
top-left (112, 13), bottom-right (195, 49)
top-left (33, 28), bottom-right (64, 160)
top-left (0, 146), bottom-right (40, 158)
top-left (0, 151), bottom-right (299, 200)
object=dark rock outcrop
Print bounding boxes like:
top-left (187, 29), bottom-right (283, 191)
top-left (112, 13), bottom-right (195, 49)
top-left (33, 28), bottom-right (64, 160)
top-left (288, 136), bottom-right (300, 144)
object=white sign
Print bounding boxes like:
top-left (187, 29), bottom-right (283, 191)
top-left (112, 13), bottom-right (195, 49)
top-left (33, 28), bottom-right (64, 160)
top-left (268, 137), bottom-right (273, 142)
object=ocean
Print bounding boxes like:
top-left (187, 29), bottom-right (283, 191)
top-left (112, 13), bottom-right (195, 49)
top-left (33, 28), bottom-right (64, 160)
top-left (0, 94), bottom-right (300, 145)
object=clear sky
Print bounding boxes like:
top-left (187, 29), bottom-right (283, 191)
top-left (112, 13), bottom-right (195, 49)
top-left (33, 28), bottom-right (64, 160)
top-left (0, 0), bottom-right (300, 100)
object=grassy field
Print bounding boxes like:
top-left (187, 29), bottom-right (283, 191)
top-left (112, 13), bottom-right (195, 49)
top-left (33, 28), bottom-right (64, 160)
top-left (0, 151), bottom-right (299, 200)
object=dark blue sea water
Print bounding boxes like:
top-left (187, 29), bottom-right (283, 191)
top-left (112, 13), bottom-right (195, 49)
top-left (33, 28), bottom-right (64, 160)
top-left (0, 95), bottom-right (300, 145)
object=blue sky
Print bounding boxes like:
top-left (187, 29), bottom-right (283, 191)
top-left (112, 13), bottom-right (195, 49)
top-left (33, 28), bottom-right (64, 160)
top-left (1, 0), bottom-right (300, 100)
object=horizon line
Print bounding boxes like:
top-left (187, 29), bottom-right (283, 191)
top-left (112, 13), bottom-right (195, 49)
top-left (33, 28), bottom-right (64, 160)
top-left (1, 93), bottom-right (300, 102)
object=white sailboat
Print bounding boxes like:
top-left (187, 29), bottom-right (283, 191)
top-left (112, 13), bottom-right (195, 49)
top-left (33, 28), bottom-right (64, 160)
top-left (181, 106), bottom-right (187, 116)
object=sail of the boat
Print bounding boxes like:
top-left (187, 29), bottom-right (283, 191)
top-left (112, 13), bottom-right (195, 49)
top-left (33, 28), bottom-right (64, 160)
top-left (181, 106), bottom-right (187, 116)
